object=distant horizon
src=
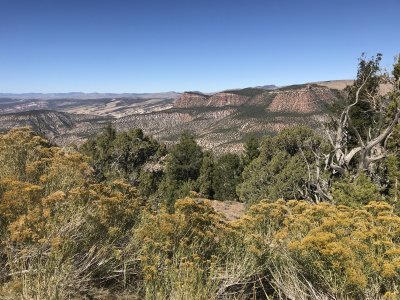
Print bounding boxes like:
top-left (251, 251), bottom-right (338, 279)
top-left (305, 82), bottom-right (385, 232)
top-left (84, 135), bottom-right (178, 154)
top-left (1, 0), bottom-right (398, 93)
top-left (0, 79), bottom-right (354, 95)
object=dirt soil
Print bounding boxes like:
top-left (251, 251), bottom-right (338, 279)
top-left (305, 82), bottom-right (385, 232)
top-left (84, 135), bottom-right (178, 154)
top-left (204, 199), bottom-right (246, 221)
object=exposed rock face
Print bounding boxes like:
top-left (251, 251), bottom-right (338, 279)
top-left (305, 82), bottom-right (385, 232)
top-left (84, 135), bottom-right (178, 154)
top-left (174, 92), bottom-right (249, 108)
top-left (175, 86), bottom-right (338, 113)
top-left (174, 92), bottom-right (210, 108)
top-left (0, 84), bottom-right (344, 153)
top-left (267, 86), bottom-right (337, 113)
top-left (206, 93), bottom-right (249, 107)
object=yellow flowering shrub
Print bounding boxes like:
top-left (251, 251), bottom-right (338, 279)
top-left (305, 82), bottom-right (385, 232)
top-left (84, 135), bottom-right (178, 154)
top-left (0, 129), bottom-right (147, 298)
top-left (237, 200), bottom-right (400, 298)
top-left (91, 179), bottom-right (145, 236)
top-left (0, 127), bottom-right (51, 183)
top-left (137, 198), bottom-right (226, 297)
top-left (0, 179), bottom-right (42, 224)
top-left (2, 128), bottom-right (400, 299)
top-left (0, 139), bottom-right (91, 243)
top-left (39, 147), bottom-right (90, 194)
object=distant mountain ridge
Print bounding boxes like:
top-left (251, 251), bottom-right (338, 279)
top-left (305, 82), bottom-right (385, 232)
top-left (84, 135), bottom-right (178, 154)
top-left (0, 84), bottom-right (279, 100)
top-left (0, 82), bottom-right (344, 152)
top-left (255, 84), bottom-right (278, 90)
top-left (0, 92), bottom-right (181, 100)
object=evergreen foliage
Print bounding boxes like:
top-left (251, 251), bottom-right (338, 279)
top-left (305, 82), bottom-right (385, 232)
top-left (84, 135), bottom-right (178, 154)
top-left (197, 151), bottom-right (214, 199)
top-left (243, 134), bottom-right (260, 165)
top-left (213, 153), bottom-right (243, 201)
top-left (1, 53), bottom-right (400, 299)
top-left (81, 125), bottom-right (165, 195)
top-left (157, 131), bottom-right (204, 209)
top-left (1, 122), bottom-right (400, 299)
top-left (331, 172), bottom-right (381, 206)
top-left (238, 126), bottom-right (323, 203)
top-left (165, 131), bottom-right (203, 182)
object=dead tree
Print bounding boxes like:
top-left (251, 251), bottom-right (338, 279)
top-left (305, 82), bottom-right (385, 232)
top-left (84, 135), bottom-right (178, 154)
top-left (325, 55), bottom-right (400, 177)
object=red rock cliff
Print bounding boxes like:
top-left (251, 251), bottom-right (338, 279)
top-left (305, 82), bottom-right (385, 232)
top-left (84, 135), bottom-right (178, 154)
top-left (174, 92), bottom-right (249, 108)
top-left (174, 92), bottom-right (210, 108)
top-left (267, 86), bottom-right (337, 113)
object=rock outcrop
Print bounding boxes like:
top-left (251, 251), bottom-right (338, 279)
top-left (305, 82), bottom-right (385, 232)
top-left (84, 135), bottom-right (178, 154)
top-left (206, 93), bottom-right (249, 107)
top-left (174, 92), bottom-right (249, 108)
top-left (173, 92), bottom-right (210, 108)
top-left (267, 86), bottom-right (337, 113)
top-left (0, 84), bottom-right (344, 153)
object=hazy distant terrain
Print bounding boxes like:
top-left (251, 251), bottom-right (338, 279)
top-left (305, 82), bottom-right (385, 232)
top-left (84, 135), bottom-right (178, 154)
top-left (0, 83), bottom-right (344, 151)
top-left (0, 92), bottom-right (180, 100)
top-left (0, 92), bottom-right (180, 117)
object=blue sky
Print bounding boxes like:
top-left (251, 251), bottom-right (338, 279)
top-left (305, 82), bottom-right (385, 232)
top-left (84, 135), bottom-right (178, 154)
top-left (0, 0), bottom-right (399, 93)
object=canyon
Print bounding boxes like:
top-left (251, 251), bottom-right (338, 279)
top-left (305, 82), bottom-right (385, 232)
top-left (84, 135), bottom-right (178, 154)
top-left (0, 82), bottom-right (346, 152)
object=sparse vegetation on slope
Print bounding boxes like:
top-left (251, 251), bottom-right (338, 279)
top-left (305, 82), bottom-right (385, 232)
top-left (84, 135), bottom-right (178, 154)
top-left (1, 127), bottom-right (399, 299)
top-left (0, 83), bottom-right (343, 153)
top-left (0, 53), bottom-right (399, 299)
top-left (223, 87), bottom-right (266, 97)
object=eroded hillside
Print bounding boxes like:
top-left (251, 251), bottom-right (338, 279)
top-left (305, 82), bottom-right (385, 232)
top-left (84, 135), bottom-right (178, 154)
top-left (0, 84), bottom-right (343, 151)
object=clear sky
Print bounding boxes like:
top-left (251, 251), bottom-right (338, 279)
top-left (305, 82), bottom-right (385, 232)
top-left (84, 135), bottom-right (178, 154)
top-left (0, 0), bottom-right (399, 93)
